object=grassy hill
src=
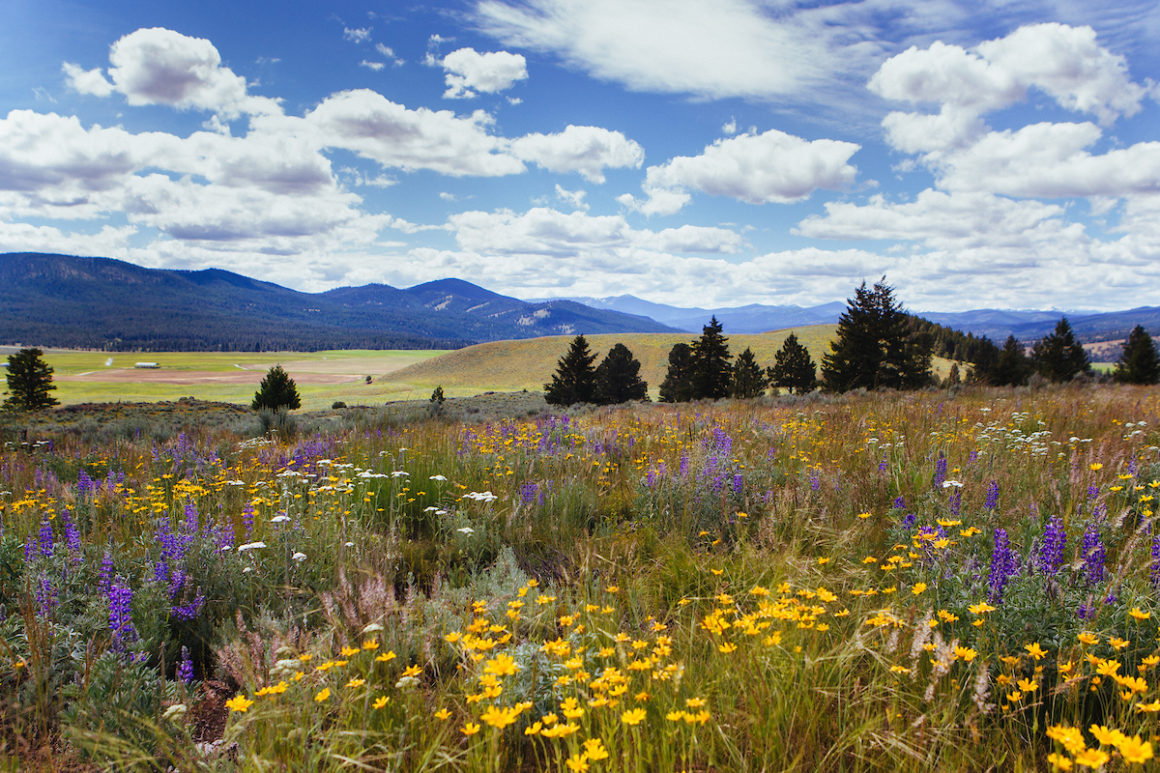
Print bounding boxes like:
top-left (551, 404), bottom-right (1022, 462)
top-left (389, 326), bottom-right (840, 395)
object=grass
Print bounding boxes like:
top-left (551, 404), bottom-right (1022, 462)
top-left (2, 382), bottom-right (1159, 770)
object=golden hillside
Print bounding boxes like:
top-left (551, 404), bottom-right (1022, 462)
top-left (388, 326), bottom-right (839, 395)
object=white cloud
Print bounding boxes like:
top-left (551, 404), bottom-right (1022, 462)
top-left (796, 190), bottom-right (1074, 250)
top-left (359, 60), bottom-right (386, 72)
top-left (343, 26), bottom-right (372, 44)
top-left (61, 62), bottom-right (114, 97)
top-left (475, 0), bottom-right (833, 101)
top-left (440, 47), bottom-right (528, 99)
top-left (629, 129), bottom-right (859, 214)
top-left (554, 184), bottom-right (587, 210)
top-left (294, 89), bottom-right (525, 177)
top-left (871, 23), bottom-right (1148, 126)
top-left (511, 124), bottom-right (643, 183)
top-left (102, 27), bottom-right (280, 118)
top-left (374, 43), bottom-right (404, 65)
top-left (644, 224), bottom-right (743, 254)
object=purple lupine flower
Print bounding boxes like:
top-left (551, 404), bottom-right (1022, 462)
top-left (242, 501), bottom-right (255, 536)
top-left (645, 469), bottom-right (656, 488)
top-left (968, 449), bottom-right (978, 465)
top-left (108, 578), bottom-right (137, 648)
top-left (901, 513), bottom-right (917, 529)
top-left (77, 469), bottom-right (97, 496)
top-left (878, 455), bottom-right (888, 473)
top-left (38, 519), bottom-right (54, 558)
top-left (732, 473), bottom-right (743, 496)
top-left (24, 535), bottom-right (35, 563)
top-left (984, 480), bottom-right (999, 510)
top-left (61, 511), bottom-right (81, 566)
top-left (36, 576), bottom-right (56, 618)
top-left (1077, 604), bottom-right (1094, 620)
top-left (809, 472), bottom-right (820, 491)
top-left (949, 489), bottom-right (962, 518)
top-left (1038, 517), bottom-right (1066, 575)
top-left (178, 646), bottom-right (194, 683)
top-left (1087, 484), bottom-right (1099, 501)
top-left (171, 595), bottom-right (204, 621)
top-left (98, 551), bottom-right (114, 595)
top-left (988, 528), bottom-right (1017, 603)
top-left (932, 454), bottom-right (948, 489)
top-left (892, 495), bottom-right (905, 510)
top-left (1081, 523), bottom-right (1105, 586)
top-left (1151, 535), bottom-right (1160, 590)
top-left (519, 482), bottom-right (539, 505)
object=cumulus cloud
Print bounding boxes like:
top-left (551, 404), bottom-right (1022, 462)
top-left (62, 62), bottom-right (114, 97)
top-left (511, 125), bottom-right (643, 182)
top-left (554, 184), bottom-right (587, 210)
top-left (292, 89), bottom-right (525, 177)
top-left (71, 28), bottom-right (282, 118)
top-left (871, 23), bottom-right (1148, 127)
top-left (343, 26), bottom-right (372, 44)
top-left (627, 129), bottom-right (859, 214)
top-left (439, 47), bottom-right (528, 98)
top-left (359, 60), bottom-right (386, 72)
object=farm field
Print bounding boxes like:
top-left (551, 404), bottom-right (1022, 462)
top-left (0, 348), bottom-right (451, 410)
top-left (2, 384), bottom-right (1159, 770)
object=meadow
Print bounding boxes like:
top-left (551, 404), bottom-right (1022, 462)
top-left (1, 382), bottom-right (1159, 771)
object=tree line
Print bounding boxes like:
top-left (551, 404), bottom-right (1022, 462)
top-left (542, 278), bottom-right (1160, 406)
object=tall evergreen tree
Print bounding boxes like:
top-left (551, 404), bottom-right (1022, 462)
top-left (2, 348), bottom-right (59, 411)
top-left (251, 364), bottom-right (301, 410)
top-left (992, 335), bottom-right (1032, 386)
top-left (768, 332), bottom-right (818, 394)
top-left (728, 347), bottom-right (768, 399)
top-left (544, 335), bottom-right (598, 406)
top-left (594, 343), bottom-right (649, 404)
top-left (691, 316), bottom-right (732, 400)
top-left (1114, 325), bottom-right (1160, 384)
top-left (821, 279), bottom-right (931, 392)
top-left (659, 343), bottom-right (695, 403)
top-left (1031, 318), bottom-right (1090, 382)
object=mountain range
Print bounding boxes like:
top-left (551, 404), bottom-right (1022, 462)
top-left (1, 252), bottom-right (1156, 352)
top-left (561, 294), bottom-right (1160, 343)
top-left (0, 253), bottom-right (674, 351)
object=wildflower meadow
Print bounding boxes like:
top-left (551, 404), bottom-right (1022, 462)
top-left (2, 383), bottom-right (1160, 771)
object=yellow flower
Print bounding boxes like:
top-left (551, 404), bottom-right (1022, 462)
top-left (362, 639), bottom-right (380, 650)
top-left (911, 583), bottom-right (927, 595)
top-left (621, 708), bottom-right (647, 726)
top-left (373, 695), bottom-right (388, 709)
top-left (434, 708), bottom-right (451, 720)
top-left (1088, 724), bottom-right (1126, 747)
top-left (1129, 607), bottom-right (1152, 621)
top-left (1077, 632), bottom-right (1099, 646)
top-left (954, 646), bottom-right (978, 662)
top-left (376, 650), bottom-right (397, 663)
top-left (718, 642), bottom-right (737, 654)
top-left (1118, 735), bottom-right (1154, 764)
top-left (314, 688), bottom-right (331, 703)
top-left (340, 646), bottom-right (360, 657)
top-left (484, 653), bottom-right (520, 677)
top-left (1089, 463), bottom-right (1103, 471)
top-left (582, 738), bottom-right (609, 761)
top-left (565, 752), bottom-right (589, 772)
top-left (1046, 752), bottom-right (1073, 771)
top-left (345, 677), bottom-right (366, 689)
top-left (226, 694), bottom-right (254, 713)
top-left (402, 664), bottom-right (422, 678)
top-left (1072, 748), bottom-right (1109, 769)
top-left (461, 722), bottom-right (481, 737)
top-left (1024, 642), bottom-right (1047, 660)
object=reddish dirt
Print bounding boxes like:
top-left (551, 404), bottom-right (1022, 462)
top-left (57, 369), bottom-right (359, 385)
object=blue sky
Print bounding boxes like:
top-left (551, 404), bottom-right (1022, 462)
top-left (2, 0), bottom-right (1159, 311)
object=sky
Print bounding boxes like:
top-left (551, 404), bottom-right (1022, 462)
top-left (2, 0), bottom-right (1159, 312)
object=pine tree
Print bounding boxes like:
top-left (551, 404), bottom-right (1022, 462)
top-left (944, 362), bottom-right (961, 387)
top-left (251, 364), bottom-right (301, 410)
top-left (768, 332), bottom-right (818, 394)
top-left (691, 316), bottom-right (732, 400)
top-left (544, 335), bottom-right (598, 406)
top-left (992, 335), bottom-right (1032, 386)
top-left (1031, 318), bottom-right (1090, 382)
top-left (821, 279), bottom-right (931, 392)
top-left (2, 348), bottom-right (59, 411)
top-left (659, 343), bottom-right (695, 403)
top-left (1114, 325), bottom-right (1160, 384)
top-left (594, 343), bottom-right (649, 404)
top-left (728, 347), bottom-right (768, 399)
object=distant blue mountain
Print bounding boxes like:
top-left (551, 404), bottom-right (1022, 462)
top-left (0, 253), bottom-right (677, 351)
top-left (560, 295), bottom-right (1160, 343)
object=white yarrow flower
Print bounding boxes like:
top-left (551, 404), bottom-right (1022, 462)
top-left (292, 551), bottom-right (307, 562)
top-left (238, 541), bottom-right (267, 552)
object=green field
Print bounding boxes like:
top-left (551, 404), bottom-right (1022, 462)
top-left (0, 348), bottom-right (450, 410)
top-left (5, 330), bottom-right (972, 409)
